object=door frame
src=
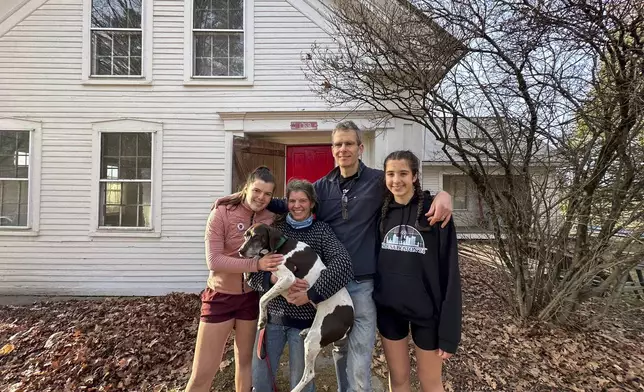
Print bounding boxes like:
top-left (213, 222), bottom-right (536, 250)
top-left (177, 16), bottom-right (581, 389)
top-left (221, 111), bottom-right (383, 195)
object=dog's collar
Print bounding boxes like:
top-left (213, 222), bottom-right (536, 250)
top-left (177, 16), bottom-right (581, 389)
top-left (258, 236), bottom-right (288, 257)
top-left (273, 236), bottom-right (288, 252)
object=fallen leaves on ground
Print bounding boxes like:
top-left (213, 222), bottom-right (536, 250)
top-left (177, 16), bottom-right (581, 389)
top-left (1, 258), bottom-right (643, 392)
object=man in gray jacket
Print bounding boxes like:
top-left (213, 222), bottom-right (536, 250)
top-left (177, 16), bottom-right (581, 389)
top-left (270, 121), bottom-right (453, 392)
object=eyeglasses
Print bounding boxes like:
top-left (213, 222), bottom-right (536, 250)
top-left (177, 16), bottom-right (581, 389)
top-left (342, 191), bottom-right (349, 220)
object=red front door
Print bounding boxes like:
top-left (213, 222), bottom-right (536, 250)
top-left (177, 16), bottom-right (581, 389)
top-left (286, 145), bottom-right (335, 184)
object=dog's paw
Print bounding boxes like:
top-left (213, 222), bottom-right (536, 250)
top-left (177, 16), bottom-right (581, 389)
top-left (258, 319), bottom-right (267, 330)
top-left (299, 328), bottom-right (310, 337)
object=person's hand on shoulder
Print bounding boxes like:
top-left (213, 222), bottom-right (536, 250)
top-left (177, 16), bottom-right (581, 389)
top-left (213, 192), bottom-right (241, 209)
top-left (425, 190), bottom-right (453, 228)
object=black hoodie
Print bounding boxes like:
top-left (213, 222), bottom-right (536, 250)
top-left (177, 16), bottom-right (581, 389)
top-left (373, 191), bottom-right (462, 354)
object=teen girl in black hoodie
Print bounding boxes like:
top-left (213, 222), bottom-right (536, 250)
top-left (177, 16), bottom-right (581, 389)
top-left (374, 150), bottom-right (462, 392)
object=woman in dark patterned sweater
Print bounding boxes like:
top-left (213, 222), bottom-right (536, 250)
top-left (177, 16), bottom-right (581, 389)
top-left (248, 179), bottom-right (354, 392)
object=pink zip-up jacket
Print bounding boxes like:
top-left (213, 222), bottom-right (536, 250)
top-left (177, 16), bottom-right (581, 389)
top-left (205, 202), bottom-right (275, 294)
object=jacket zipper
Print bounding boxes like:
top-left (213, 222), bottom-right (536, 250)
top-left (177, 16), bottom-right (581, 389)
top-left (241, 212), bottom-right (256, 293)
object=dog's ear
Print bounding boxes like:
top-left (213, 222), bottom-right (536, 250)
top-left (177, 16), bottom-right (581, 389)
top-left (267, 226), bottom-right (283, 251)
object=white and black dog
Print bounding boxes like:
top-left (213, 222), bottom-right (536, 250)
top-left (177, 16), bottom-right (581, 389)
top-left (238, 223), bottom-right (354, 392)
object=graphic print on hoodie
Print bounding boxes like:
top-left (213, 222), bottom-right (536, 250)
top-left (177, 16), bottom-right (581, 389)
top-left (374, 191), bottom-right (462, 353)
top-left (381, 224), bottom-right (427, 255)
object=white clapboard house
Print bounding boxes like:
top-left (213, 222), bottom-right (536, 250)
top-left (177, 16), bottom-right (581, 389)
top-left (0, 0), bottom-right (485, 296)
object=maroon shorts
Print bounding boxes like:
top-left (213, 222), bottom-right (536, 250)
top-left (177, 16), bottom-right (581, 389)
top-left (200, 288), bottom-right (260, 323)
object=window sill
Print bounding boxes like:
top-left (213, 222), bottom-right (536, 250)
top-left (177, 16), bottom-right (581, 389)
top-left (183, 78), bottom-right (253, 87)
top-left (82, 78), bottom-right (153, 86)
top-left (0, 228), bottom-right (39, 237)
top-left (89, 229), bottom-right (161, 238)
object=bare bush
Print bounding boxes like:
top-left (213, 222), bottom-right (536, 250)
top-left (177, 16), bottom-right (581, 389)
top-left (306, 0), bottom-right (644, 323)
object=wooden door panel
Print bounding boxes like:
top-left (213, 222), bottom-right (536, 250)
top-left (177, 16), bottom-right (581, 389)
top-left (232, 137), bottom-right (286, 197)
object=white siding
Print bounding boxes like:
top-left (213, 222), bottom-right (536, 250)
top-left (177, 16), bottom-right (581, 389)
top-left (0, 0), bottom-right (341, 295)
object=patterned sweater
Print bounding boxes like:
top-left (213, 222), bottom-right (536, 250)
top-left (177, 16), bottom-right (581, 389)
top-left (247, 219), bottom-right (354, 329)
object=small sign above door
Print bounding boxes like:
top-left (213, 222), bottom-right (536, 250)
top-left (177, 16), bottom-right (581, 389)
top-left (290, 121), bottom-right (318, 130)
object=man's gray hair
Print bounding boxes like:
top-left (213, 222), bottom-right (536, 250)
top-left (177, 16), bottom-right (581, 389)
top-left (333, 120), bottom-right (363, 145)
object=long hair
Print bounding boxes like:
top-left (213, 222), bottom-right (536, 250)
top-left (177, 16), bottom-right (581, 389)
top-left (220, 166), bottom-right (276, 208)
top-left (274, 179), bottom-right (318, 223)
top-left (379, 150), bottom-right (429, 236)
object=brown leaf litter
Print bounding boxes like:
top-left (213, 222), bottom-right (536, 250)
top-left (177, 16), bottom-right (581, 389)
top-left (1, 258), bottom-right (642, 392)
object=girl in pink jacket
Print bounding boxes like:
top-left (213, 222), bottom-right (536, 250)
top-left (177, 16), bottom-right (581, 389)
top-left (185, 166), bottom-right (283, 392)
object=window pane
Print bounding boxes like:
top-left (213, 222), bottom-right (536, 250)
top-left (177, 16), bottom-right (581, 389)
top-left (212, 58), bottom-right (227, 76)
top-left (139, 182), bottom-right (151, 204)
top-left (94, 57), bottom-right (112, 75)
top-left (130, 57), bottom-right (142, 75)
top-left (130, 34), bottom-right (142, 57)
top-left (103, 205), bottom-right (121, 226)
top-left (212, 35), bottom-right (227, 58)
top-left (94, 32), bottom-right (112, 56)
top-left (0, 133), bottom-right (13, 155)
top-left (213, 0), bottom-right (228, 9)
top-left (0, 155), bottom-right (15, 178)
top-left (121, 206), bottom-right (138, 226)
top-left (120, 158), bottom-right (137, 179)
top-left (101, 156), bottom-right (119, 179)
top-left (139, 205), bottom-right (151, 227)
top-left (137, 133), bottom-right (151, 156)
top-left (121, 133), bottom-right (137, 156)
top-left (113, 34), bottom-right (130, 56)
top-left (122, 182), bottom-right (139, 205)
top-left (0, 131), bottom-right (30, 179)
top-left (229, 9), bottom-right (243, 29)
top-left (229, 34), bottom-right (244, 58)
top-left (126, 0), bottom-right (142, 28)
top-left (91, 31), bottom-right (143, 76)
top-left (103, 182), bottom-right (122, 206)
top-left (230, 58), bottom-right (244, 76)
top-left (195, 34), bottom-right (212, 57)
top-left (101, 133), bottom-right (120, 156)
top-left (0, 180), bottom-right (28, 227)
top-left (91, 0), bottom-right (141, 29)
top-left (137, 158), bottom-right (151, 179)
top-left (18, 203), bottom-right (28, 226)
top-left (193, 33), bottom-right (243, 77)
top-left (16, 132), bottom-right (29, 153)
top-left (0, 203), bottom-right (18, 227)
top-left (445, 176), bottom-right (468, 210)
top-left (113, 57), bottom-right (129, 75)
top-left (195, 57), bottom-right (212, 76)
top-left (20, 181), bottom-right (28, 204)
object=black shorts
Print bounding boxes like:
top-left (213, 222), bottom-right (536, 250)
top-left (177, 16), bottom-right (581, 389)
top-left (376, 306), bottom-right (438, 351)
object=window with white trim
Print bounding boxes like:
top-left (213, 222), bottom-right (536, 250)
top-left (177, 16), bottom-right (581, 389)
top-left (193, 0), bottom-right (245, 77)
top-left (99, 132), bottom-right (152, 227)
top-left (91, 0), bottom-right (143, 76)
top-left (0, 131), bottom-right (30, 227)
top-left (443, 175), bottom-right (469, 211)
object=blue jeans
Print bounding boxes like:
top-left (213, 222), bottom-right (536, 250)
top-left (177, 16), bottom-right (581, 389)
top-left (252, 323), bottom-right (315, 392)
top-left (333, 279), bottom-right (377, 392)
